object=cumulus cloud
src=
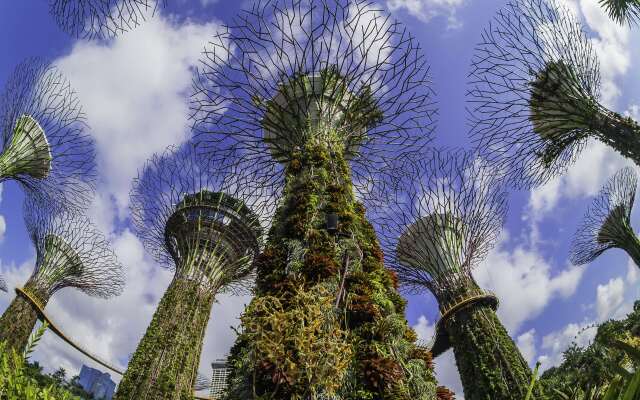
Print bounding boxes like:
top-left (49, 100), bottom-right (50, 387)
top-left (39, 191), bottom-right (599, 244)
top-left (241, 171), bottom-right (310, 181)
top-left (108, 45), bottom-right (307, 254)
top-left (534, 256), bottom-right (640, 371)
top-left (474, 232), bottom-right (584, 333)
top-left (516, 329), bottom-right (537, 366)
top-left (538, 321), bottom-right (597, 371)
top-left (386, 0), bottom-right (466, 28)
top-left (596, 277), bottom-right (625, 321)
top-left (56, 16), bottom-right (221, 218)
top-left (528, 141), bottom-right (632, 219)
top-left (0, 216), bottom-right (6, 243)
top-left (577, 0), bottom-right (630, 106)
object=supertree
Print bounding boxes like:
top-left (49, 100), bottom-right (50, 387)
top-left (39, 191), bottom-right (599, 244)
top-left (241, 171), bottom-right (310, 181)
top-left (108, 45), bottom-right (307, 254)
top-left (570, 167), bottom-right (640, 267)
top-left (116, 143), bottom-right (272, 400)
top-left (0, 58), bottom-right (96, 212)
top-left (48, 0), bottom-right (162, 39)
top-left (191, 0), bottom-right (437, 398)
top-left (366, 149), bottom-right (541, 400)
top-left (0, 198), bottom-right (124, 354)
top-left (598, 0), bottom-right (640, 25)
top-left (467, 0), bottom-right (640, 188)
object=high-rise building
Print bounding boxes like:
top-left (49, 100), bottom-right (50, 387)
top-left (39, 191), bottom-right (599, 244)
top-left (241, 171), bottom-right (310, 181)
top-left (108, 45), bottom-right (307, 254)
top-left (78, 365), bottom-right (116, 400)
top-left (210, 360), bottom-right (229, 399)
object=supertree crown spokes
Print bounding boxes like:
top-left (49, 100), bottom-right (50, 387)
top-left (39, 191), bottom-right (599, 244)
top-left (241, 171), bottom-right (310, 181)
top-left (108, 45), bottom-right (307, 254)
top-left (130, 143), bottom-right (273, 294)
top-left (370, 149), bottom-right (506, 309)
top-left (467, 0), bottom-right (616, 188)
top-left (49, 0), bottom-right (162, 39)
top-left (24, 199), bottom-right (125, 300)
top-left (0, 115), bottom-right (52, 180)
top-left (192, 0), bottom-right (435, 194)
top-left (571, 167), bottom-right (640, 266)
top-left (397, 212), bottom-right (470, 295)
top-left (261, 68), bottom-right (382, 163)
top-left (164, 189), bottom-right (263, 292)
top-left (0, 58), bottom-right (96, 211)
top-left (598, 0), bottom-right (640, 25)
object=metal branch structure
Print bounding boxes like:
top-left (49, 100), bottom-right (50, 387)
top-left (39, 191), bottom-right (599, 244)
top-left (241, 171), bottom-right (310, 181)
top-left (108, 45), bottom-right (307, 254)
top-left (0, 198), bottom-right (124, 354)
top-left (571, 167), bottom-right (640, 267)
top-left (191, 1), bottom-right (438, 398)
top-left (191, 0), bottom-right (435, 200)
top-left (598, 0), bottom-right (640, 25)
top-left (0, 58), bottom-right (96, 211)
top-left (367, 150), bottom-right (540, 400)
top-left (48, 0), bottom-right (162, 39)
top-left (0, 275), bottom-right (6, 293)
top-left (468, 0), bottom-right (640, 188)
top-left (116, 143), bottom-right (272, 400)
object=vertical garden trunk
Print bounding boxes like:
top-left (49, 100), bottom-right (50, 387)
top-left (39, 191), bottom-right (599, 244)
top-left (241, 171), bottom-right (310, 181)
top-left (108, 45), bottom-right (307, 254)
top-left (114, 277), bottom-right (215, 400)
top-left (593, 109), bottom-right (640, 167)
top-left (0, 279), bottom-right (49, 354)
top-left (225, 141), bottom-right (435, 399)
top-left (615, 223), bottom-right (640, 269)
top-left (445, 303), bottom-right (537, 400)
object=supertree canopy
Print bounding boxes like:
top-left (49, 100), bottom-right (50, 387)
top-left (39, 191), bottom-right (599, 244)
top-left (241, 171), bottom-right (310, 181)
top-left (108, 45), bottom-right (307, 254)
top-left (571, 167), bottom-right (640, 267)
top-left (116, 143), bottom-right (272, 400)
top-left (0, 58), bottom-right (96, 211)
top-left (191, 1), bottom-right (438, 398)
top-left (0, 198), bottom-right (124, 354)
top-left (598, 0), bottom-right (640, 25)
top-left (367, 149), bottom-right (541, 400)
top-left (468, 0), bottom-right (640, 188)
top-left (48, 0), bottom-right (160, 39)
top-left (191, 0), bottom-right (435, 197)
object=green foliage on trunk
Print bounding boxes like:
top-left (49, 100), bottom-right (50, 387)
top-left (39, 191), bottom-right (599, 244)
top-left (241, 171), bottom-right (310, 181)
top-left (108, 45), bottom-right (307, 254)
top-left (114, 277), bottom-right (215, 400)
top-left (445, 301), bottom-right (540, 400)
top-left (224, 139), bottom-right (436, 399)
top-left (0, 280), bottom-right (50, 355)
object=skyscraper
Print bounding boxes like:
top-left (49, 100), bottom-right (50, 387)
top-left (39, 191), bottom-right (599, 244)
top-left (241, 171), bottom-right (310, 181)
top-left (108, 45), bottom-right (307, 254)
top-left (78, 365), bottom-right (116, 400)
top-left (210, 360), bottom-right (229, 399)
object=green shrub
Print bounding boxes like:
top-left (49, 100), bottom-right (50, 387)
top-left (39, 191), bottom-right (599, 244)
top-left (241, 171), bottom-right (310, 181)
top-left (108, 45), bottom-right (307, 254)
top-left (0, 322), bottom-right (82, 400)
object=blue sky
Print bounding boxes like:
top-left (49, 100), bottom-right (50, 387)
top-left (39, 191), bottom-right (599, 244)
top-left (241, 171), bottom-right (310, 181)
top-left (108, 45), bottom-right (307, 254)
top-left (1, 0), bottom-right (640, 397)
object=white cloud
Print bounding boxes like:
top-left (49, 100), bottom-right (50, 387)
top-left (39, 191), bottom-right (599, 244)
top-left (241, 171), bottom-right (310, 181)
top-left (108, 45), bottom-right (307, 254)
top-left (517, 329), bottom-right (537, 366)
top-left (625, 104), bottom-right (640, 120)
top-left (474, 232), bottom-right (584, 333)
top-left (0, 216), bottom-right (6, 243)
top-left (577, 0), bottom-right (630, 107)
top-left (528, 141), bottom-right (631, 219)
top-left (627, 258), bottom-right (639, 284)
top-left (596, 277), bottom-right (625, 321)
top-left (386, 0), bottom-right (466, 28)
top-left (538, 321), bottom-right (597, 371)
top-left (56, 16), bottom-right (221, 217)
top-left (413, 315), bottom-right (435, 341)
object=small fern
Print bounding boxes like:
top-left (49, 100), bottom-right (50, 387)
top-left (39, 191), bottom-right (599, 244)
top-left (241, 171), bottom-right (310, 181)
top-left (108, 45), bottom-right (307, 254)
top-left (22, 321), bottom-right (49, 360)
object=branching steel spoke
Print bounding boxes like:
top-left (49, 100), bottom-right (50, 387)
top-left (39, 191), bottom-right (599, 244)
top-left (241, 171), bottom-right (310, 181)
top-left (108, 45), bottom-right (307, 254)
top-left (571, 167), bottom-right (640, 267)
top-left (0, 58), bottom-right (96, 211)
top-left (467, 0), bottom-right (640, 188)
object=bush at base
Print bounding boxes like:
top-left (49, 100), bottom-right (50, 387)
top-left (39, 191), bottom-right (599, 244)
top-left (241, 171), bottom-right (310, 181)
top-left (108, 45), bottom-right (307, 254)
top-left (0, 340), bottom-right (82, 400)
